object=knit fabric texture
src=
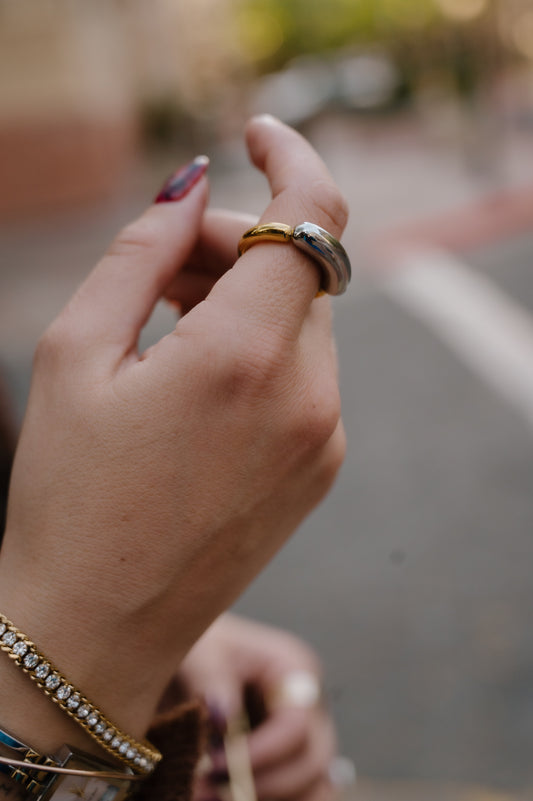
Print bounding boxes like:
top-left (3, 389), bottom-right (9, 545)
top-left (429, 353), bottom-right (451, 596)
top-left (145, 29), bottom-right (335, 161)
top-left (136, 700), bottom-right (206, 801)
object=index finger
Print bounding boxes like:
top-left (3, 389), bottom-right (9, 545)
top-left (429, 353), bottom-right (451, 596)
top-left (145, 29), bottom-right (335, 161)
top-left (209, 116), bottom-right (349, 335)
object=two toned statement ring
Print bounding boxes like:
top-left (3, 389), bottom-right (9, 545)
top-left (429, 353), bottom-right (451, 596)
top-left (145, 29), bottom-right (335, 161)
top-left (267, 669), bottom-right (323, 711)
top-left (238, 222), bottom-right (351, 296)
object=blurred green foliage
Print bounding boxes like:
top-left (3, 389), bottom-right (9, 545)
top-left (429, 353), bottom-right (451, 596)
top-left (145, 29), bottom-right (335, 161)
top-left (235, 0), bottom-right (503, 101)
top-left (236, 0), bottom-right (440, 66)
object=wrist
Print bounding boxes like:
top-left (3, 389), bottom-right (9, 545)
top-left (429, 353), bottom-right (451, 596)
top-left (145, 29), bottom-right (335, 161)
top-left (0, 555), bottom-right (177, 762)
top-left (0, 519), bottom-right (233, 758)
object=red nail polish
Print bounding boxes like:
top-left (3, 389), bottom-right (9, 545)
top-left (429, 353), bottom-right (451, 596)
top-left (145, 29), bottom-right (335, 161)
top-left (154, 155), bottom-right (209, 203)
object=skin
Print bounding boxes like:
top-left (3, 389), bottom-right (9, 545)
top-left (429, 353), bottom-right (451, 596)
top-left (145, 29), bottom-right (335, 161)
top-left (0, 116), bottom-right (348, 772)
top-left (181, 614), bottom-right (337, 801)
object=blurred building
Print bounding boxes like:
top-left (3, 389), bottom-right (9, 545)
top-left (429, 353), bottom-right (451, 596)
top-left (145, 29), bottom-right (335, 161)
top-left (1, 0), bottom-right (533, 220)
top-left (0, 1), bottom-right (135, 218)
top-left (0, 0), bottom-right (242, 219)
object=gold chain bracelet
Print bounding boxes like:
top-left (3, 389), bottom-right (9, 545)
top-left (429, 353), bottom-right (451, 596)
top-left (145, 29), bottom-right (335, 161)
top-left (0, 613), bottom-right (161, 775)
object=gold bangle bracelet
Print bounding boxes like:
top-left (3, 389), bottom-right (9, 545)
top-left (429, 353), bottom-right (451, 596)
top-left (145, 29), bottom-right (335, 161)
top-left (0, 753), bottom-right (141, 783)
top-left (0, 613), bottom-right (161, 775)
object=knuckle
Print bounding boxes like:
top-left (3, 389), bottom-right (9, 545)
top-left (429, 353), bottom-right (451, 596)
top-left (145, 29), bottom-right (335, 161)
top-left (318, 426), bottom-right (347, 484)
top-left (213, 326), bottom-right (291, 400)
top-left (107, 216), bottom-right (161, 259)
top-left (34, 317), bottom-right (72, 368)
top-left (34, 296), bottom-right (92, 370)
top-left (307, 180), bottom-right (349, 236)
top-left (224, 355), bottom-right (280, 400)
top-left (293, 382), bottom-right (342, 452)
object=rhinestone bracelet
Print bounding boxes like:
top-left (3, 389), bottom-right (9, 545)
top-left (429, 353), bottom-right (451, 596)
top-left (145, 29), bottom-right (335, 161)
top-left (0, 613), bottom-right (161, 775)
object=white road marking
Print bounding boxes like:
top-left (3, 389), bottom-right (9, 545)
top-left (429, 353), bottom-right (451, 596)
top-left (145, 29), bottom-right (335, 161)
top-left (382, 249), bottom-right (533, 431)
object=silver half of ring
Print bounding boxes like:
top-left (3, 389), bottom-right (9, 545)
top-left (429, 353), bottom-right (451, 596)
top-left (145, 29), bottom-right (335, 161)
top-left (292, 222), bottom-right (351, 296)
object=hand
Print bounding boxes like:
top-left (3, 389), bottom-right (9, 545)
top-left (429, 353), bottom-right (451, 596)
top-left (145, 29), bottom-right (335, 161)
top-left (180, 614), bottom-right (337, 801)
top-left (0, 116), bottom-right (348, 752)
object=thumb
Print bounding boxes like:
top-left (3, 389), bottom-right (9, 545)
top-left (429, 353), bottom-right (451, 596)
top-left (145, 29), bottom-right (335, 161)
top-left (60, 156), bottom-right (209, 361)
top-left (203, 671), bottom-right (245, 724)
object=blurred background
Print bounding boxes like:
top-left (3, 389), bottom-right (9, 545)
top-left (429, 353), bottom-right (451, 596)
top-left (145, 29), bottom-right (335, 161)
top-left (2, 1), bottom-right (533, 799)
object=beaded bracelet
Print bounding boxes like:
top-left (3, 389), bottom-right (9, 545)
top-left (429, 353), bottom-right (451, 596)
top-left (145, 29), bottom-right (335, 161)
top-left (0, 613), bottom-right (161, 775)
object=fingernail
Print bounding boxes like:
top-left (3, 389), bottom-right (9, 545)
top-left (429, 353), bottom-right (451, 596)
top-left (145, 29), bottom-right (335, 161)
top-left (206, 700), bottom-right (227, 752)
top-left (154, 155), bottom-right (209, 203)
top-left (253, 113), bottom-right (280, 125)
top-left (209, 749), bottom-right (227, 773)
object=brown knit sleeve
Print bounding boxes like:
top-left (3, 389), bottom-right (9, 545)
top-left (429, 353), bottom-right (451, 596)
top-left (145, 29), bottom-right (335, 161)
top-left (135, 700), bottom-right (207, 801)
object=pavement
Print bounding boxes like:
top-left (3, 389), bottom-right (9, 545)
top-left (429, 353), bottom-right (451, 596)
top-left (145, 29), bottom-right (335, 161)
top-left (2, 110), bottom-right (533, 798)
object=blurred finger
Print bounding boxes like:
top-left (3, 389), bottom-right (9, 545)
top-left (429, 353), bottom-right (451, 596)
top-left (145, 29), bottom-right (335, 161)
top-left (327, 756), bottom-right (356, 792)
top-left (247, 708), bottom-right (309, 772)
top-left (291, 777), bottom-right (336, 801)
top-left (253, 714), bottom-right (336, 800)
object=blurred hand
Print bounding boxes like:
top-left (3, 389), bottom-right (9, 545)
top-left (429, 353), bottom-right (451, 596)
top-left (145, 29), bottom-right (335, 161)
top-left (181, 614), bottom-right (337, 801)
top-left (0, 115), bottom-right (348, 751)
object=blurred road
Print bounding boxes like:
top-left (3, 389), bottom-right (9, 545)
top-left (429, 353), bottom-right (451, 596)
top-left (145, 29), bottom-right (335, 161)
top-left (1, 112), bottom-right (533, 797)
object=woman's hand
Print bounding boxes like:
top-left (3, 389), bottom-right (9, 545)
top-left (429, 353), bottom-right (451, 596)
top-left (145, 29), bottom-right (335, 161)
top-left (0, 116), bottom-right (348, 752)
top-left (180, 614), bottom-right (336, 801)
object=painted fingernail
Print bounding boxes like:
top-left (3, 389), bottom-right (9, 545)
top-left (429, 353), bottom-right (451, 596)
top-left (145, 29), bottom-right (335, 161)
top-left (209, 750), bottom-right (227, 773)
top-left (206, 700), bottom-right (227, 752)
top-left (154, 155), bottom-right (209, 203)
